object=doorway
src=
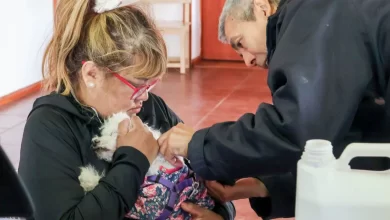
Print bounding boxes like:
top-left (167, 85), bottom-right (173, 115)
top-left (201, 0), bottom-right (242, 61)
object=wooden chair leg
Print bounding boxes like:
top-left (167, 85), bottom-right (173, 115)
top-left (185, 30), bottom-right (190, 69)
top-left (180, 31), bottom-right (186, 74)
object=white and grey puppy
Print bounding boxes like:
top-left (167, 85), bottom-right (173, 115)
top-left (78, 112), bottom-right (183, 192)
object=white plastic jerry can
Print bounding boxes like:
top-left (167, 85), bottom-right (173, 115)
top-left (295, 140), bottom-right (390, 220)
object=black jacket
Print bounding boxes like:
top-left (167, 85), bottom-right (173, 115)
top-left (188, 0), bottom-right (390, 219)
top-left (18, 92), bottom-right (234, 220)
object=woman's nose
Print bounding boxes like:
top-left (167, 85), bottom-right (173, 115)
top-left (242, 52), bottom-right (256, 67)
top-left (135, 90), bottom-right (149, 102)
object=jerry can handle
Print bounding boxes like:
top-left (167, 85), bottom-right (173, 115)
top-left (337, 143), bottom-right (390, 170)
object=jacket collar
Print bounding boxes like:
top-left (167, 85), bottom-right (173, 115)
top-left (266, 0), bottom-right (289, 64)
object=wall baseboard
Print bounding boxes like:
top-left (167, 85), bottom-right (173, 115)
top-left (0, 81), bottom-right (42, 107)
top-left (191, 56), bottom-right (202, 66)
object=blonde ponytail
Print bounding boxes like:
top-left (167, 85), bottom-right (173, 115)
top-left (42, 0), bottom-right (90, 95)
top-left (42, 0), bottom-right (167, 96)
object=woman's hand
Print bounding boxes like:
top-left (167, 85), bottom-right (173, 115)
top-left (158, 123), bottom-right (195, 166)
top-left (206, 178), bottom-right (269, 203)
top-left (116, 116), bottom-right (159, 164)
top-left (181, 202), bottom-right (223, 220)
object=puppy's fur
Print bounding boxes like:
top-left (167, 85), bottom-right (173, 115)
top-left (79, 112), bottom-right (181, 192)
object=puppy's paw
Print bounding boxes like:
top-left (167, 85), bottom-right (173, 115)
top-left (79, 165), bottom-right (105, 192)
top-left (94, 148), bottom-right (114, 162)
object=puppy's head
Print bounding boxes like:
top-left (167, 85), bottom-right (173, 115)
top-left (92, 112), bottom-right (161, 162)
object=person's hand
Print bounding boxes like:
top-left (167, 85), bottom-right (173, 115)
top-left (158, 123), bottom-right (195, 166)
top-left (116, 115), bottom-right (159, 164)
top-left (181, 202), bottom-right (223, 220)
top-left (206, 178), bottom-right (269, 203)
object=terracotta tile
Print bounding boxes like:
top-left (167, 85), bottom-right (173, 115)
top-left (195, 60), bottom-right (263, 71)
top-left (195, 113), bottom-right (241, 129)
top-left (234, 199), bottom-right (262, 220)
top-left (210, 95), bottom-right (271, 117)
top-left (0, 115), bottom-right (26, 129)
top-left (194, 94), bottom-right (272, 129)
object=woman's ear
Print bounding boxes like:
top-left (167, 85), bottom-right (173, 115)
top-left (80, 61), bottom-right (104, 89)
top-left (253, 0), bottom-right (272, 18)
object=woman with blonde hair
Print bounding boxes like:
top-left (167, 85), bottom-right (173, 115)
top-left (18, 0), bottom-right (234, 219)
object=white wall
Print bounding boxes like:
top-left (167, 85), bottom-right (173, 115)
top-left (151, 0), bottom-right (201, 59)
top-left (191, 0), bottom-right (201, 59)
top-left (0, 1), bottom-right (201, 97)
top-left (0, 1), bottom-right (53, 97)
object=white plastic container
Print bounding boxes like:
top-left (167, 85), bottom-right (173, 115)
top-left (295, 139), bottom-right (390, 220)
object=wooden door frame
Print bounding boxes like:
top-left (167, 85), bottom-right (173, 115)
top-left (189, 1), bottom-right (202, 66)
top-left (199, 0), bottom-right (203, 60)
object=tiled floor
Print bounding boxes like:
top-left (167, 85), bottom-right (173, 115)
top-left (0, 62), bottom-right (277, 219)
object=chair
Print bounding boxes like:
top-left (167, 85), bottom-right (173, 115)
top-left (0, 145), bottom-right (34, 218)
top-left (143, 0), bottom-right (191, 74)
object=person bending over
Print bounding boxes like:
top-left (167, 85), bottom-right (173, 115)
top-left (158, 0), bottom-right (390, 219)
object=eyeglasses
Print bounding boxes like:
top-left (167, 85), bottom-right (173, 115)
top-left (81, 61), bottom-right (159, 100)
top-left (113, 73), bottom-right (158, 100)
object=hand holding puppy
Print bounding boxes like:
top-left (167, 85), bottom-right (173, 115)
top-left (117, 115), bottom-right (159, 164)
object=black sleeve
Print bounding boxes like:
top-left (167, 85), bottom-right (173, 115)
top-left (18, 108), bottom-right (150, 220)
top-left (381, 8), bottom-right (390, 74)
top-left (187, 0), bottom-right (372, 180)
top-left (249, 173), bottom-right (296, 219)
top-left (355, 0), bottom-right (390, 83)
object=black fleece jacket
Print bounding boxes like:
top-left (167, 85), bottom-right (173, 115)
top-left (18, 92), bottom-right (234, 220)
